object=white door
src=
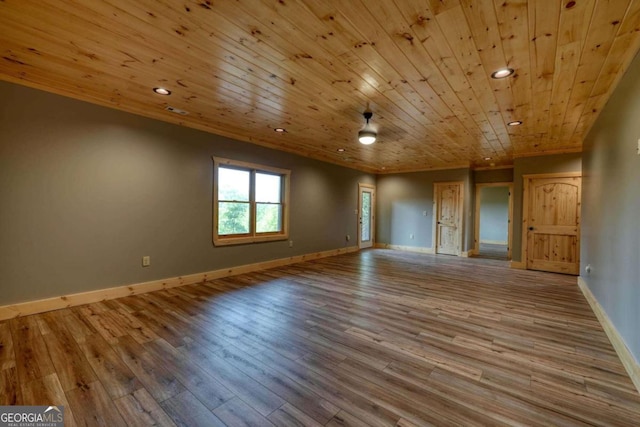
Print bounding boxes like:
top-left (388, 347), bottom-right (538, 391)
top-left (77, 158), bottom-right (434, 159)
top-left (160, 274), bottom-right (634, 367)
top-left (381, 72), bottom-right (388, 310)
top-left (358, 184), bottom-right (375, 249)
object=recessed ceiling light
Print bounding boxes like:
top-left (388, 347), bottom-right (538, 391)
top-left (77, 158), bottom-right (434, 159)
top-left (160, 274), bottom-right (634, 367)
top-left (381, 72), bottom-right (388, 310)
top-left (508, 120), bottom-right (523, 126)
top-left (491, 68), bottom-right (514, 79)
top-left (337, 148), bottom-right (345, 152)
top-left (274, 127), bottom-right (286, 133)
top-left (484, 157), bottom-right (492, 161)
top-left (153, 87), bottom-right (171, 95)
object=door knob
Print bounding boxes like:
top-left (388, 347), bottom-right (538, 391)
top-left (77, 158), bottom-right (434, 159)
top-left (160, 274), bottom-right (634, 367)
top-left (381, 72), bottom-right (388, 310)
top-left (528, 226), bottom-right (534, 231)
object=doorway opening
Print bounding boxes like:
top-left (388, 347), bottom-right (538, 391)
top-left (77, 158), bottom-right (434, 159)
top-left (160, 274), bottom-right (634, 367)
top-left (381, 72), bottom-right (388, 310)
top-left (474, 183), bottom-right (513, 260)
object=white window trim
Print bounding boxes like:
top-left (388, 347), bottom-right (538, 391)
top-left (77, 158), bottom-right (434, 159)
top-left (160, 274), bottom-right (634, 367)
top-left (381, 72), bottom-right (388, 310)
top-left (213, 156), bottom-right (290, 246)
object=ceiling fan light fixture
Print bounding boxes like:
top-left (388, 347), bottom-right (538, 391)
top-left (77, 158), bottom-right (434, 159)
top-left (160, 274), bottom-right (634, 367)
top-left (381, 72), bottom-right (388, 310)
top-left (491, 68), bottom-right (514, 79)
top-left (358, 111), bottom-right (377, 145)
top-left (358, 129), bottom-right (377, 145)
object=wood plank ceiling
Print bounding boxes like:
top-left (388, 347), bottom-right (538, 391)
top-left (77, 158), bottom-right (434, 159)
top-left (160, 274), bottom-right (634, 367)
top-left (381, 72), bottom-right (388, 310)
top-left (1, 0), bottom-right (639, 173)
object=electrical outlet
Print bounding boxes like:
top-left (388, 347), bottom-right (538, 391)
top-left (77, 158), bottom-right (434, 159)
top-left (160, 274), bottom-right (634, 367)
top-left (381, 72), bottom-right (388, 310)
top-left (409, 233), bottom-right (414, 239)
top-left (346, 234), bottom-right (351, 241)
top-left (142, 256), bottom-right (151, 267)
top-left (422, 210), bottom-right (428, 216)
top-left (289, 240), bottom-right (294, 248)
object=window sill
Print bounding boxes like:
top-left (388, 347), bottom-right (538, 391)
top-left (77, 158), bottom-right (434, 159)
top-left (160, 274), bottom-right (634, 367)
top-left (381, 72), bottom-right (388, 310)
top-left (213, 233), bottom-right (289, 246)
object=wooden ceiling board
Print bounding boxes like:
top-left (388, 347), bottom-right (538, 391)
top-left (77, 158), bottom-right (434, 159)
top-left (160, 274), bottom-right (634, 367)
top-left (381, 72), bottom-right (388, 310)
top-left (1, 0), bottom-right (639, 173)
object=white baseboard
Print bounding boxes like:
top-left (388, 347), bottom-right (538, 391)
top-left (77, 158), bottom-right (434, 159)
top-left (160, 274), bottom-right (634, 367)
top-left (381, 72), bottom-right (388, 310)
top-left (577, 276), bottom-right (640, 394)
top-left (480, 240), bottom-right (508, 245)
top-left (374, 243), bottom-right (435, 254)
top-left (0, 246), bottom-right (359, 321)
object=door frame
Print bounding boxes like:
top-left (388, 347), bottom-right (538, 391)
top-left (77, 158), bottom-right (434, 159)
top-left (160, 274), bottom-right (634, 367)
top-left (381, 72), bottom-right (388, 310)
top-left (358, 183), bottom-right (376, 249)
top-left (433, 181), bottom-right (464, 256)
top-left (473, 182), bottom-right (513, 259)
top-left (522, 172), bottom-right (582, 271)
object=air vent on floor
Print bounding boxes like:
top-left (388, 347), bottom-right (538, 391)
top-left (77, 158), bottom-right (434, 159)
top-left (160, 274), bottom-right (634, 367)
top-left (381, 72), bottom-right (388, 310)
top-left (165, 106), bottom-right (189, 115)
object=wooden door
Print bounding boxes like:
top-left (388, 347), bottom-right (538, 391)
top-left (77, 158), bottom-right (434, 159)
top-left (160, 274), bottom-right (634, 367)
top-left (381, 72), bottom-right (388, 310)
top-left (434, 182), bottom-right (463, 256)
top-left (524, 174), bottom-right (581, 275)
top-left (358, 184), bottom-right (375, 249)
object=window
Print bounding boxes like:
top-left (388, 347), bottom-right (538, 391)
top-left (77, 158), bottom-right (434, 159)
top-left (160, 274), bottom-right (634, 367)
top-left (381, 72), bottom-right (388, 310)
top-left (213, 157), bottom-right (290, 246)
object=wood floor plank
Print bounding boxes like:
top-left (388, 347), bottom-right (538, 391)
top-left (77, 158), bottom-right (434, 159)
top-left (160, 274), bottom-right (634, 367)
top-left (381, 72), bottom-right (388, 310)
top-left (0, 367), bottom-right (21, 405)
top-left (257, 348), bottom-right (401, 427)
top-left (267, 403), bottom-right (324, 427)
top-left (65, 380), bottom-right (126, 426)
top-left (180, 342), bottom-right (285, 416)
top-left (0, 321), bottom-right (15, 370)
top-left (61, 311), bottom-right (97, 343)
top-left (114, 388), bottom-right (177, 427)
top-left (9, 316), bottom-right (55, 384)
top-left (21, 373), bottom-right (77, 427)
top-left (77, 333), bottom-right (142, 399)
top-left (77, 306), bottom-right (130, 345)
top-left (161, 390), bottom-right (226, 427)
top-left (111, 308), bottom-right (160, 344)
top-left (39, 312), bottom-right (97, 392)
top-left (212, 397), bottom-right (276, 427)
top-left (2, 250), bottom-right (639, 425)
top-left (326, 410), bottom-right (383, 427)
top-left (112, 335), bottom-right (185, 402)
top-left (218, 345), bottom-right (340, 424)
top-left (129, 309), bottom-right (187, 348)
top-left (300, 353), bottom-right (501, 426)
top-left (144, 338), bottom-right (235, 410)
top-left (395, 418), bottom-right (423, 427)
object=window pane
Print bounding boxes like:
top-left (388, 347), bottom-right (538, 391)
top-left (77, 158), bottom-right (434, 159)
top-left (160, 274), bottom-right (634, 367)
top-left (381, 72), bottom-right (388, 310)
top-left (361, 192), bottom-right (371, 241)
top-left (256, 203), bottom-right (282, 233)
top-left (218, 202), bottom-right (250, 234)
top-left (219, 167), bottom-right (250, 201)
top-left (256, 173), bottom-right (281, 203)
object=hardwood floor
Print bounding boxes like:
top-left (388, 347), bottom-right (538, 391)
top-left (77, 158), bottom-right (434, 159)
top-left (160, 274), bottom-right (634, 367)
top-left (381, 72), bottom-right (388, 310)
top-left (477, 243), bottom-right (509, 260)
top-left (1, 250), bottom-right (639, 426)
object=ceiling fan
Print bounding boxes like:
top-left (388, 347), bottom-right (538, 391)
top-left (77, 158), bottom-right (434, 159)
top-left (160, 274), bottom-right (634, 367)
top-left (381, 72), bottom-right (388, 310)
top-left (358, 111), bottom-right (377, 145)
